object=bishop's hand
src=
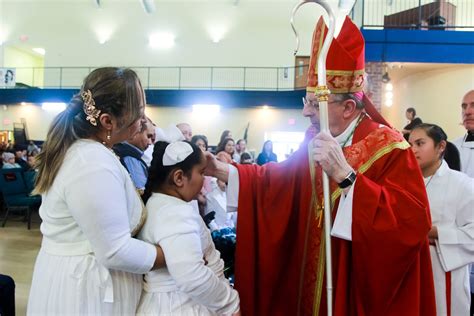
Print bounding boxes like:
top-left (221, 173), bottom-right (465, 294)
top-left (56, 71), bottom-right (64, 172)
top-left (312, 131), bottom-right (353, 183)
top-left (203, 151), bottom-right (229, 183)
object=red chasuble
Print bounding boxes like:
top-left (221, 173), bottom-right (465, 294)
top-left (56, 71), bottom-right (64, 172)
top-left (234, 116), bottom-right (436, 316)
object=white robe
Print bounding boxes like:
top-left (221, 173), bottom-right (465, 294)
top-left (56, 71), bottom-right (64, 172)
top-left (137, 193), bottom-right (240, 315)
top-left (454, 135), bottom-right (474, 178)
top-left (425, 160), bottom-right (474, 315)
top-left (27, 139), bottom-right (156, 315)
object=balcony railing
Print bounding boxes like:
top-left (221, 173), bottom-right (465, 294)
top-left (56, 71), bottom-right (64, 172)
top-left (361, 0), bottom-right (474, 30)
top-left (4, 65), bottom-right (311, 91)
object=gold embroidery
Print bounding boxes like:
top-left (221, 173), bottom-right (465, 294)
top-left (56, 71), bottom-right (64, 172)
top-left (313, 228), bottom-right (326, 316)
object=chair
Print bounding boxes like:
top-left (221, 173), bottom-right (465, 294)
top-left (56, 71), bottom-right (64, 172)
top-left (0, 168), bottom-right (41, 229)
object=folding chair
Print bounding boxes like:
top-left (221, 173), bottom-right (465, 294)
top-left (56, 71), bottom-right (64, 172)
top-left (0, 168), bottom-right (41, 229)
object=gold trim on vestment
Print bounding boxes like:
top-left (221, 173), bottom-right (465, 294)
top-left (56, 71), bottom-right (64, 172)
top-left (305, 137), bottom-right (410, 315)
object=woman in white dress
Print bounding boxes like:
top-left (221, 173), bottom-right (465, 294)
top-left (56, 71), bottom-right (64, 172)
top-left (409, 123), bottom-right (474, 316)
top-left (27, 68), bottom-right (165, 315)
top-left (137, 139), bottom-right (240, 315)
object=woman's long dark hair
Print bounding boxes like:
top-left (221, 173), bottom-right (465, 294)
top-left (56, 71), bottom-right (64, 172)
top-left (34, 67), bottom-right (145, 194)
top-left (143, 141), bottom-right (203, 203)
top-left (412, 123), bottom-right (461, 171)
top-left (216, 138), bottom-right (234, 155)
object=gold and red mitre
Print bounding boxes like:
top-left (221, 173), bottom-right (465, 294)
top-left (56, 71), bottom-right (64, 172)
top-left (307, 16), bottom-right (365, 94)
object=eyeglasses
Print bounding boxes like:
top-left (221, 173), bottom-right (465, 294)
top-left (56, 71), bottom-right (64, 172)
top-left (302, 97), bottom-right (342, 109)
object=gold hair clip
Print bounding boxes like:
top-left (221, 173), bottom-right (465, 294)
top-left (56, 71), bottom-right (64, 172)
top-left (81, 90), bottom-right (101, 126)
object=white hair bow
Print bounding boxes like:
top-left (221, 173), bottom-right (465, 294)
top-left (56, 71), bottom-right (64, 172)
top-left (155, 124), bottom-right (193, 166)
top-left (163, 142), bottom-right (194, 166)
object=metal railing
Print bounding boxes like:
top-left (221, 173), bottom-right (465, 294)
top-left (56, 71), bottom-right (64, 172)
top-left (361, 0), bottom-right (474, 30)
top-left (6, 65), bottom-right (311, 91)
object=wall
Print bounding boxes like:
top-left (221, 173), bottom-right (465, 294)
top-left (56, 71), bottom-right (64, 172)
top-left (0, 103), bottom-right (308, 151)
top-left (382, 64), bottom-right (474, 140)
top-left (3, 46), bottom-right (44, 86)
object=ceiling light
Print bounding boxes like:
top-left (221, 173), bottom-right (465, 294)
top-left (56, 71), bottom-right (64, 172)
top-left (385, 91), bottom-right (393, 99)
top-left (385, 83), bottom-right (393, 91)
top-left (262, 105), bottom-right (269, 110)
top-left (42, 102), bottom-right (66, 112)
top-left (385, 99), bottom-right (393, 107)
top-left (33, 48), bottom-right (46, 55)
top-left (149, 33), bottom-right (175, 49)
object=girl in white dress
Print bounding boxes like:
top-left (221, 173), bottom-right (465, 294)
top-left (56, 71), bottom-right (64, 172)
top-left (27, 68), bottom-right (165, 315)
top-left (137, 140), bottom-right (240, 316)
top-left (409, 123), bottom-right (474, 316)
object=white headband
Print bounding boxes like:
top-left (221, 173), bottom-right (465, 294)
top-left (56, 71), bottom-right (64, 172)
top-left (155, 124), bottom-right (193, 166)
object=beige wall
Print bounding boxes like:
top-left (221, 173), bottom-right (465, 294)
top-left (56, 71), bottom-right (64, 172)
top-left (4, 46), bottom-right (44, 86)
top-left (382, 65), bottom-right (474, 141)
top-left (0, 104), bottom-right (308, 151)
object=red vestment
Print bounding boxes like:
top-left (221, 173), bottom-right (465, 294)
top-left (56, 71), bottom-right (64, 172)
top-left (234, 116), bottom-right (436, 316)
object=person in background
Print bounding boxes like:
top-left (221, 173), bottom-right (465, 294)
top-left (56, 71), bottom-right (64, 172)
top-left (191, 135), bottom-right (209, 153)
top-left (409, 123), bottom-right (474, 316)
top-left (402, 107), bottom-right (423, 139)
top-left (2, 152), bottom-right (20, 169)
top-left (113, 117), bottom-right (155, 192)
top-left (27, 140), bottom-right (40, 156)
top-left (177, 123), bottom-right (193, 141)
top-left (240, 152), bottom-right (253, 164)
top-left (14, 144), bottom-right (30, 171)
top-left (216, 138), bottom-right (235, 164)
top-left (234, 139), bottom-right (248, 163)
top-left (256, 140), bottom-right (277, 165)
top-left (216, 130), bottom-right (232, 151)
top-left (452, 89), bottom-right (474, 314)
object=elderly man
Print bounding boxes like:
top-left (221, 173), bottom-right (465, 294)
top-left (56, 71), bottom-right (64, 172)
top-left (176, 122), bottom-right (193, 141)
top-left (206, 16), bottom-right (435, 316)
top-left (454, 89), bottom-right (474, 177)
top-left (453, 89), bottom-right (474, 315)
top-left (113, 117), bottom-right (155, 192)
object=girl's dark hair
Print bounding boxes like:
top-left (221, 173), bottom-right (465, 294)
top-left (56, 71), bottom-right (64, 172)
top-left (191, 135), bottom-right (208, 150)
top-left (34, 67), bottom-right (145, 194)
top-left (412, 123), bottom-right (461, 170)
top-left (216, 138), bottom-right (234, 155)
top-left (143, 141), bottom-right (203, 203)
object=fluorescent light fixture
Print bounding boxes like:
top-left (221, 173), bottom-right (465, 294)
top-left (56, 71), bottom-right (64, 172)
top-left (42, 102), bottom-right (66, 112)
top-left (385, 99), bottom-right (393, 107)
top-left (148, 32), bottom-right (175, 49)
top-left (33, 48), bottom-right (46, 55)
top-left (385, 91), bottom-right (393, 99)
top-left (192, 104), bottom-right (220, 116)
top-left (385, 83), bottom-right (393, 91)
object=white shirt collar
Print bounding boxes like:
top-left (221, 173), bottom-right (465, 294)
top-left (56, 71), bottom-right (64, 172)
top-left (335, 115), bottom-right (361, 147)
